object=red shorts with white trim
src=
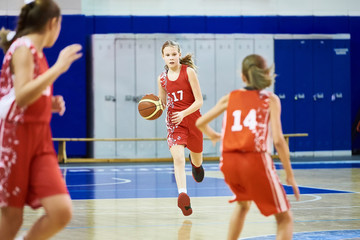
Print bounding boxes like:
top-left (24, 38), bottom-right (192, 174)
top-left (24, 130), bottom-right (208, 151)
top-left (0, 121), bottom-right (68, 209)
top-left (166, 111), bottom-right (203, 153)
top-left (220, 151), bottom-right (290, 216)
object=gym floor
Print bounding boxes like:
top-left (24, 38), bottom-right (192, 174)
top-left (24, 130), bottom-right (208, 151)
top-left (18, 156), bottom-right (360, 240)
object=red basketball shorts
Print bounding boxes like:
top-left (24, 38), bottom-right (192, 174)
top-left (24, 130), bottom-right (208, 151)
top-left (166, 111), bottom-right (203, 153)
top-left (0, 121), bottom-right (68, 209)
top-left (220, 151), bottom-right (290, 216)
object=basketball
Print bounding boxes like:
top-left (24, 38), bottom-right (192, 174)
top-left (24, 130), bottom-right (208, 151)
top-left (138, 94), bottom-right (164, 120)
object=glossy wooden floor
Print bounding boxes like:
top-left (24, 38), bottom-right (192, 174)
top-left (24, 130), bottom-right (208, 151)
top-left (16, 160), bottom-right (360, 239)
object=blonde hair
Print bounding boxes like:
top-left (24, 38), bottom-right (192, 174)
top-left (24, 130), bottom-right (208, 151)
top-left (0, 0), bottom-right (60, 53)
top-left (242, 54), bottom-right (275, 90)
top-left (161, 40), bottom-right (197, 71)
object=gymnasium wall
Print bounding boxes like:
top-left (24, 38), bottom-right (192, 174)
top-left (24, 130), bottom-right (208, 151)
top-left (0, 0), bottom-right (360, 156)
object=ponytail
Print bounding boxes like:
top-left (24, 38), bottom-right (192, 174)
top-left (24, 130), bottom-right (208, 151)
top-left (242, 54), bottom-right (275, 90)
top-left (180, 53), bottom-right (197, 71)
top-left (0, 0), bottom-right (60, 53)
top-left (0, 28), bottom-right (14, 53)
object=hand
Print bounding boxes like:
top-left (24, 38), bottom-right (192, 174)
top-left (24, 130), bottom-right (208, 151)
top-left (52, 95), bottom-right (65, 116)
top-left (171, 111), bottom-right (185, 125)
top-left (210, 132), bottom-right (221, 146)
top-left (286, 176), bottom-right (300, 201)
top-left (159, 98), bottom-right (166, 110)
top-left (54, 44), bottom-right (82, 74)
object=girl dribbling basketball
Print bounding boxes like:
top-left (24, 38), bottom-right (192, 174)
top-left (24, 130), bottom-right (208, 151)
top-left (158, 40), bottom-right (205, 216)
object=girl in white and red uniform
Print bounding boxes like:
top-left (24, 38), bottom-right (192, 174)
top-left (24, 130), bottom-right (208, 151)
top-left (196, 54), bottom-right (300, 240)
top-left (158, 40), bottom-right (205, 216)
top-left (0, 0), bottom-right (82, 239)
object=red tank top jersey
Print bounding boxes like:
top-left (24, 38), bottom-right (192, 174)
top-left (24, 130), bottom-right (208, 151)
top-left (0, 37), bottom-right (52, 124)
top-left (160, 64), bottom-right (199, 114)
top-left (221, 89), bottom-right (272, 153)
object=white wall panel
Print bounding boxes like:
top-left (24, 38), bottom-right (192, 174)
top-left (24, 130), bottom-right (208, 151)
top-left (155, 37), bottom-right (173, 158)
top-left (81, 0), bottom-right (360, 16)
top-left (195, 38), bottom-right (217, 156)
top-left (135, 39), bottom-right (157, 158)
top-left (215, 38), bottom-right (236, 133)
top-left (235, 39), bottom-right (254, 89)
top-left (115, 39), bottom-right (136, 158)
top-left (91, 38), bottom-right (116, 157)
top-left (1, 0), bottom-right (359, 16)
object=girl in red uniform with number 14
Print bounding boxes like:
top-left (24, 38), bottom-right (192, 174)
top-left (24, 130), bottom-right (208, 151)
top-left (0, 0), bottom-right (82, 239)
top-left (158, 40), bottom-right (206, 216)
top-left (196, 54), bottom-right (300, 239)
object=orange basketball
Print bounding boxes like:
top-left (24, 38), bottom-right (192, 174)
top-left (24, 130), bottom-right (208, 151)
top-left (138, 94), bottom-right (164, 120)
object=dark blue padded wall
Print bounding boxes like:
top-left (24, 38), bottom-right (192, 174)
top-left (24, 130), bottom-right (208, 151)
top-left (274, 40), bottom-right (295, 150)
top-left (332, 40), bottom-right (351, 151)
top-left (313, 40), bottom-right (333, 151)
top-left (48, 15), bottom-right (88, 156)
top-left (294, 40), bottom-right (314, 151)
top-left (349, 17), bottom-right (360, 153)
top-left (274, 39), bottom-right (351, 152)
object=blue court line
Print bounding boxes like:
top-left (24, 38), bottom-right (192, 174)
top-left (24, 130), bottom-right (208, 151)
top-left (243, 229), bottom-right (360, 240)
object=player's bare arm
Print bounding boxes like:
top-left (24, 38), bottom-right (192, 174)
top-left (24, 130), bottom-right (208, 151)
top-left (181, 67), bottom-right (203, 116)
top-left (269, 93), bottom-right (300, 200)
top-left (171, 67), bottom-right (203, 125)
top-left (157, 75), bottom-right (167, 108)
top-left (13, 44), bottom-right (82, 107)
top-left (196, 94), bottom-right (229, 144)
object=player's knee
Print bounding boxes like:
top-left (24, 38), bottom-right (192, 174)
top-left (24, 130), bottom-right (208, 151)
top-left (238, 201), bottom-right (251, 212)
top-left (49, 203), bottom-right (73, 228)
top-left (1, 210), bottom-right (23, 235)
top-left (173, 156), bottom-right (185, 166)
top-left (275, 210), bottom-right (293, 225)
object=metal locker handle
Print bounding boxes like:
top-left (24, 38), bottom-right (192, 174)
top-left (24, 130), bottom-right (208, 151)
top-left (105, 95), bottom-right (116, 102)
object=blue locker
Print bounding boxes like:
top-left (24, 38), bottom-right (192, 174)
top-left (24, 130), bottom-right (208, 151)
top-left (332, 40), bottom-right (351, 150)
top-left (313, 40), bottom-right (333, 151)
top-left (294, 40), bottom-right (314, 152)
top-left (274, 40), bottom-right (295, 151)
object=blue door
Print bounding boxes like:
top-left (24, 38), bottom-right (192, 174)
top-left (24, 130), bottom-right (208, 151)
top-left (274, 40), bottom-right (295, 151)
top-left (294, 40), bottom-right (314, 152)
top-left (313, 40), bottom-right (333, 151)
top-left (332, 40), bottom-right (351, 151)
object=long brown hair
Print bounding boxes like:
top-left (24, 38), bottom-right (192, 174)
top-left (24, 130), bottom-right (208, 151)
top-left (242, 54), bottom-right (275, 90)
top-left (161, 40), bottom-right (197, 71)
top-left (0, 0), bottom-right (60, 53)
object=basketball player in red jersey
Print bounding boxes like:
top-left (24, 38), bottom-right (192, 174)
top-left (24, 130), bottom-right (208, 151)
top-left (158, 40), bottom-right (205, 216)
top-left (0, 0), bottom-right (82, 239)
top-left (196, 54), bottom-right (300, 239)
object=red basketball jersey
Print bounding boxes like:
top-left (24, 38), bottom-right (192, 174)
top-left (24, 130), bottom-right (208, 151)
top-left (0, 37), bottom-right (52, 124)
top-left (160, 64), bottom-right (198, 113)
top-left (221, 89), bottom-right (272, 153)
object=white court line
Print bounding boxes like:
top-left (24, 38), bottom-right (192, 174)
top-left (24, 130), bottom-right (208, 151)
top-left (67, 178), bottom-right (131, 187)
top-left (290, 194), bottom-right (322, 204)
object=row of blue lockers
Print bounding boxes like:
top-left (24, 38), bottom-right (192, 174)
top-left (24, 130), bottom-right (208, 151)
top-left (274, 38), bottom-right (350, 154)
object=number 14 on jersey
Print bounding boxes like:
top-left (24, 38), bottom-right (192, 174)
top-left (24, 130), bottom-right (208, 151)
top-left (231, 109), bottom-right (257, 132)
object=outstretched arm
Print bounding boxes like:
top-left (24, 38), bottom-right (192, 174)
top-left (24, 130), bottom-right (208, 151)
top-left (196, 94), bottom-right (229, 145)
top-left (269, 93), bottom-right (300, 201)
top-left (12, 44), bottom-right (82, 107)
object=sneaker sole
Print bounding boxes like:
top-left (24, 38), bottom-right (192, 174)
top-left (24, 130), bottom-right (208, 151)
top-left (178, 193), bottom-right (192, 216)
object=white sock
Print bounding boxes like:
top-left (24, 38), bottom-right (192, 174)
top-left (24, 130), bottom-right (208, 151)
top-left (15, 236), bottom-right (24, 240)
top-left (178, 188), bottom-right (187, 194)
